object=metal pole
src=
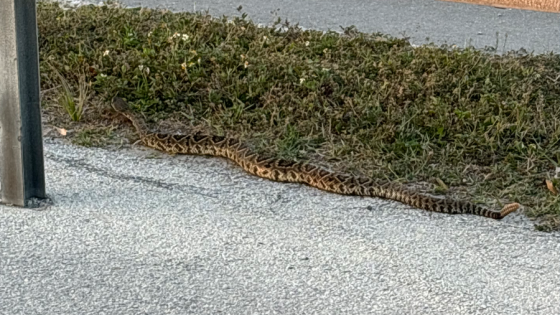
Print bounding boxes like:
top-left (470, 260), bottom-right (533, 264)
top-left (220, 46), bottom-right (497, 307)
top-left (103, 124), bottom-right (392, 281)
top-left (0, 0), bottom-right (46, 206)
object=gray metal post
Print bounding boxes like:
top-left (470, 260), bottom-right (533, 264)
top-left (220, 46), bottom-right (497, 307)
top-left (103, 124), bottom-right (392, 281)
top-left (0, 0), bottom-right (46, 206)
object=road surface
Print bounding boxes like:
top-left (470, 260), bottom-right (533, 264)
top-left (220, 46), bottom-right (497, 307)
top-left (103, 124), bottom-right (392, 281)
top-left (1, 137), bottom-right (559, 314)
top-left (117, 0), bottom-right (560, 54)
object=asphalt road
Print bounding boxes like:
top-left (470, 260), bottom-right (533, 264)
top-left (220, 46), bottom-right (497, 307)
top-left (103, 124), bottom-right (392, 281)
top-left (2, 1), bottom-right (560, 314)
top-left (110, 0), bottom-right (560, 54)
top-left (1, 139), bottom-right (560, 314)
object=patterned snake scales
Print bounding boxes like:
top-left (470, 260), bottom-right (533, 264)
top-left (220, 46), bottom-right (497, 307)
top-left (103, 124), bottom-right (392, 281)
top-left (112, 97), bottom-right (519, 219)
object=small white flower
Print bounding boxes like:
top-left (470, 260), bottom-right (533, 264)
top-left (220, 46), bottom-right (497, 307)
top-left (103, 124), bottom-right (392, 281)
top-left (244, 61), bottom-right (249, 68)
top-left (103, 50), bottom-right (110, 56)
top-left (181, 62), bottom-right (187, 70)
top-left (172, 32), bottom-right (180, 38)
top-left (148, 31), bottom-right (153, 37)
top-left (305, 41), bottom-right (310, 46)
top-left (263, 36), bottom-right (268, 40)
top-left (300, 78), bottom-right (305, 84)
top-left (182, 34), bottom-right (189, 41)
top-left (240, 54), bottom-right (246, 60)
top-left (145, 67), bottom-right (150, 75)
top-left (197, 58), bottom-right (201, 64)
top-left (138, 65), bottom-right (144, 71)
top-left (99, 73), bottom-right (107, 78)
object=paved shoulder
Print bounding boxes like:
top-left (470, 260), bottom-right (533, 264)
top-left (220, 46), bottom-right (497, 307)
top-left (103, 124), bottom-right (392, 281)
top-left (1, 140), bottom-right (559, 314)
top-left (116, 0), bottom-right (560, 54)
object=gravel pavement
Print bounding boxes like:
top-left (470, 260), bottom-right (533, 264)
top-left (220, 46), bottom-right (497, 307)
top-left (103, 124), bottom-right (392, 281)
top-left (2, 1), bottom-right (560, 314)
top-left (1, 139), bottom-right (560, 314)
top-left (113, 0), bottom-right (560, 54)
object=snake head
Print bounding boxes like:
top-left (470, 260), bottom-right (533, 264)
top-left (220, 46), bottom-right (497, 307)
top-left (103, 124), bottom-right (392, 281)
top-left (111, 96), bottom-right (130, 113)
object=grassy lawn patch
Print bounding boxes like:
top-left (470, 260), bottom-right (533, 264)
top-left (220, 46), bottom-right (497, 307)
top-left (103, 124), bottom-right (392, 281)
top-left (38, 1), bottom-right (560, 230)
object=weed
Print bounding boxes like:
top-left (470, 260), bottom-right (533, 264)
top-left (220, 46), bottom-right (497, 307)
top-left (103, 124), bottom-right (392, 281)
top-left (49, 63), bottom-right (89, 121)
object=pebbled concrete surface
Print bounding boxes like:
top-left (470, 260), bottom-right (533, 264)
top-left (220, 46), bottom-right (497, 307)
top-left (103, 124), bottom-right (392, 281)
top-left (1, 139), bottom-right (560, 314)
top-left (109, 0), bottom-right (560, 54)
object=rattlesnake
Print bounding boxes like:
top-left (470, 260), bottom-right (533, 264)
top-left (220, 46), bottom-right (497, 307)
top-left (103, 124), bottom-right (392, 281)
top-left (111, 96), bottom-right (519, 219)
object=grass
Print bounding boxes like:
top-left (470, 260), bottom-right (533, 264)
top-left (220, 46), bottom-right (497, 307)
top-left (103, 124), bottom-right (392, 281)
top-left (49, 63), bottom-right (89, 121)
top-left (37, 1), bottom-right (560, 230)
top-left (72, 127), bottom-right (116, 147)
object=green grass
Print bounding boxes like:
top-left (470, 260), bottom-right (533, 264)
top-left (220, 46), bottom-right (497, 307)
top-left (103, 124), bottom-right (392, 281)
top-left (37, 1), bottom-right (560, 230)
top-left (71, 127), bottom-right (116, 147)
top-left (48, 62), bottom-right (89, 121)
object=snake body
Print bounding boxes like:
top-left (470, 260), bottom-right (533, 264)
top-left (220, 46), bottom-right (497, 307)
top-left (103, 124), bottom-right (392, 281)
top-left (112, 97), bottom-right (519, 219)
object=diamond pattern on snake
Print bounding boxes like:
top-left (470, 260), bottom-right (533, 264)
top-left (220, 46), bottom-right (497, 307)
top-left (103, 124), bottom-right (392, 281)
top-left (112, 96), bottom-right (519, 219)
